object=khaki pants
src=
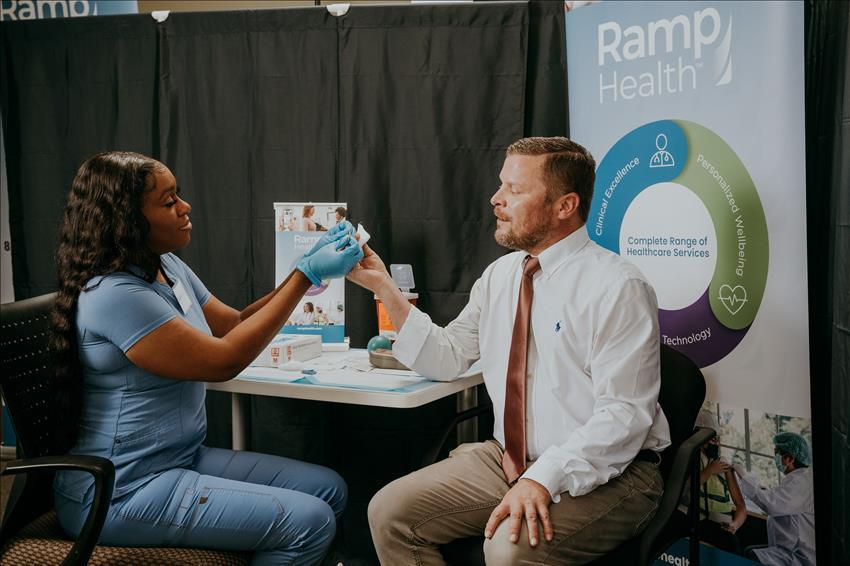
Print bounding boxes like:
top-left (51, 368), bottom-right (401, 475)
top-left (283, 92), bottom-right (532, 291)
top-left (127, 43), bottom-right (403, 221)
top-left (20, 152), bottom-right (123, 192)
top-left (368, 441), bottom-right (663, 566)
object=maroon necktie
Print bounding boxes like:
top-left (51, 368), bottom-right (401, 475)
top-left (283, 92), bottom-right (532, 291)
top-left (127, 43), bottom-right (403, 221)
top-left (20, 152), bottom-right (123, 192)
top-left (502, 255), bottom-right (541, 484)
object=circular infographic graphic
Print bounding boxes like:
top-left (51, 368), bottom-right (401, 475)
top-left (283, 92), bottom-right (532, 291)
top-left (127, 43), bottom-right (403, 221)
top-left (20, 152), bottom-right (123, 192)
top-left (589, 120), bottom-right (768, 367)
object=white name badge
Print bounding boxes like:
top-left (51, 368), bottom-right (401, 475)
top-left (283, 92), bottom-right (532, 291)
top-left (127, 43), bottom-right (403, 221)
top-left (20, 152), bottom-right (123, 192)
top-left (172, 280), bottom-right (193, 315)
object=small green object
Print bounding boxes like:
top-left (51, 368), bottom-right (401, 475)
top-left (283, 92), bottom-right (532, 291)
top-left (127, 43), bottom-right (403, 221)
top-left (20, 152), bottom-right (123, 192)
top-left (367, 335), bottom-right (392, 352)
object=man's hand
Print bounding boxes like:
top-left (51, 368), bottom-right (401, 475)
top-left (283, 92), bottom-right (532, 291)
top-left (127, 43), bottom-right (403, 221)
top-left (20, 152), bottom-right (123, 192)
top-left (484, 479), bottom-right (554, 547)
top-left (346, 244), bottom-right (391, 293)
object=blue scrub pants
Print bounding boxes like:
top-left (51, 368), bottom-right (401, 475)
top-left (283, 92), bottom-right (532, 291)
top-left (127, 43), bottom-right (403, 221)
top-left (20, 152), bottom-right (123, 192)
top-left (55, 446), bottom-right (347, 566)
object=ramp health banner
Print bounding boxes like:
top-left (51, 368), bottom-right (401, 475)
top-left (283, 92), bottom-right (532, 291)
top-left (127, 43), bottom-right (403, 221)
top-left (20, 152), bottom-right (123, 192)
top-left (567, 2), bottom-right (814, 565)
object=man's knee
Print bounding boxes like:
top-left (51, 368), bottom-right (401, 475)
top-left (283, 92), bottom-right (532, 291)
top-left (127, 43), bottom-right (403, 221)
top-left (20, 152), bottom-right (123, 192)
top-left (367, 480), bottom-right (401, 533)
top-left (367, 476), bottom-right (421, 540)
top-left (483, 530), bottom-right (534, 566)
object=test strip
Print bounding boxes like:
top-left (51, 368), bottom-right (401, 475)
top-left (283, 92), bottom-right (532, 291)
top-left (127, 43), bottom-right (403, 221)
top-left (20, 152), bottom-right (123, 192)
top-left (356, 223), bottom-right (371, 248)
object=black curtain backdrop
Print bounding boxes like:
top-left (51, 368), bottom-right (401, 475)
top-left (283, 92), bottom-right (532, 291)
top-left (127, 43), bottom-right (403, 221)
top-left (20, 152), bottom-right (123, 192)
top-left (805, 2), bottom-right (849, 564)
top-left (1, 1), bottom-right (567, 561)
top-left (0, 1), bottom-right (568, 322)
top-left (5, 1), bottom-right (846, 563)
top-left (1, 15), bottom-right (158, 297)
top-left (157, 8), bottom-right (341, 309)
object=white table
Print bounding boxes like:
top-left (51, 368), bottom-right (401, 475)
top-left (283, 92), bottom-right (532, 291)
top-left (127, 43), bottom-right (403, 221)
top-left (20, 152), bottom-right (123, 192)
top-left (206, 349), bottom-right (484, 450)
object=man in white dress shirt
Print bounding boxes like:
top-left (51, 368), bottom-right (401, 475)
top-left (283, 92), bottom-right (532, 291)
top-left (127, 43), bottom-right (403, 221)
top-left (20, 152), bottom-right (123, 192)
top-left (348, 137), bottom-right (671, 565)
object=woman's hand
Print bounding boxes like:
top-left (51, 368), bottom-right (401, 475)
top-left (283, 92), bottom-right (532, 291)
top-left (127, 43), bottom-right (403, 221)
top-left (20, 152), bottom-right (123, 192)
top-left (347, 244), bottom-right (392, 293)
top-left (705, 458), bottom-right (730, 477)
top-left (297, 235), bottom-right (363, 286)
top-left (303, 220), bottom-right (356, 258)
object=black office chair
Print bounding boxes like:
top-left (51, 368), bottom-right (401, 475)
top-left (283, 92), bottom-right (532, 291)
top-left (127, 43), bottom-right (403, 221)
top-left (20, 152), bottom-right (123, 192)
top-left (1, 293), bottom-right (249, 565)
top-left (433, 344), bottom-right (714, 566)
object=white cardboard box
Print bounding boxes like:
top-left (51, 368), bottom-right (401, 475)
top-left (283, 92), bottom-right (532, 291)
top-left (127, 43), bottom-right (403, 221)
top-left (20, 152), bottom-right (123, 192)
top-left (251, 334), bottom-right (322, 367)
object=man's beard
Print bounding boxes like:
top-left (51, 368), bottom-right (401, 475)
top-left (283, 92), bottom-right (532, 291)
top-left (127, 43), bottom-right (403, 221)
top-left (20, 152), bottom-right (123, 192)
top-left (494, 215), bottom-right (551, 251)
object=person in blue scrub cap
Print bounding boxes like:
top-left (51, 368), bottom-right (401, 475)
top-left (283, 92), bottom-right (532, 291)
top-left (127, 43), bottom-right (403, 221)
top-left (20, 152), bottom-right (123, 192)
top-left (51, 152), bottom-right (363, 565)
top-left (733, 432), bottom-right (815, 566)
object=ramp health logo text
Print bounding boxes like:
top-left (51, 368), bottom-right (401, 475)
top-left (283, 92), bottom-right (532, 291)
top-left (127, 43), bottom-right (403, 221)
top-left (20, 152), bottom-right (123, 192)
top-left (596, 7), bottom-right (732, 104)
top-left (1, 1), bottom-right (138, 21)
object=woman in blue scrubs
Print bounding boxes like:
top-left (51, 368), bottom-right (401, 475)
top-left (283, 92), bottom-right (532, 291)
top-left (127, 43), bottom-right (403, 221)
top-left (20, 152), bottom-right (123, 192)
top-left (50, 151), bottom-right (363, 565)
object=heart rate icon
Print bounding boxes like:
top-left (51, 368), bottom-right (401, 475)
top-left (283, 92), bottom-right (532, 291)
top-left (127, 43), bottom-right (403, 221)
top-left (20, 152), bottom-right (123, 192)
top-left (718, 284), bottom-right (748, 315)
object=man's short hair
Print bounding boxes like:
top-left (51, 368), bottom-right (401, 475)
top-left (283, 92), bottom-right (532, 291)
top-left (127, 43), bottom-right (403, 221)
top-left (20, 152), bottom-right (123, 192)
top-left (335, 206), bottom-right (347, 218)
top-left (506, 137), bottom-right (596, 222)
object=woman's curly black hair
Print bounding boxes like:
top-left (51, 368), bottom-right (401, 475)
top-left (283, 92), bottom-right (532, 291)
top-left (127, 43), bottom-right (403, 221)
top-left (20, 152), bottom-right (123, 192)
top-left (51, 151), bottom-right (164, 453)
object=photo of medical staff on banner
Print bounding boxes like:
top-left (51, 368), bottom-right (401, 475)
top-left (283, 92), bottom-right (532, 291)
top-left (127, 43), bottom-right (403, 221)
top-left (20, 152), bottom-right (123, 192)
top-left (274, 202), bottom-right (349, 343)
top-left (657, 404), bottom-right (814, 565)
top-left (566, 1), bottom-right (814, 564)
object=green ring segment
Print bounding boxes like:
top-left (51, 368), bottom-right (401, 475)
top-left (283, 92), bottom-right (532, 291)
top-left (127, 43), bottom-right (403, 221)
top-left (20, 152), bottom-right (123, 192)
top-left (589, 119), bottom-right (768, 330)
top-left (676, 120), bottom-right (768, 329)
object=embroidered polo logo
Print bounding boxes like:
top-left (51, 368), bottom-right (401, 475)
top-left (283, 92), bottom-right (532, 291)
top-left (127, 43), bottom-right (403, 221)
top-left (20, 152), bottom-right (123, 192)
top-left (555, 321), bottom-right (562, 333)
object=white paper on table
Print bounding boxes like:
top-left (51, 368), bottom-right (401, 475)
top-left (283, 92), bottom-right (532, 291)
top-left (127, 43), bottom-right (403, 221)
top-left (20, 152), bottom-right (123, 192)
top-left (346, 357), bottom-right (481, 379)
top-left (310, 369), bottom-right (424, 390)
top-left (345, 359), bottom-right (423, 377)
top-left (304, 358), bottom-right (350, 371)
top-left (368, 368), bottom-right (419, 377)
top-left (238, 367), bottom-right (303, 382)
top-left (345, 358), bottom-right (373, 372)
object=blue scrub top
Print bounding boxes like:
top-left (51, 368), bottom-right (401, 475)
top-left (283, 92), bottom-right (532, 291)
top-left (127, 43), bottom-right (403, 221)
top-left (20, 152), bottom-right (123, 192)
top-left (54, 253), bottom-right (213, 503)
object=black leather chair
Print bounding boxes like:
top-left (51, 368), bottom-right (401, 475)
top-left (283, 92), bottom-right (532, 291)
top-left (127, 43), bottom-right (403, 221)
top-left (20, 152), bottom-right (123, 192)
top-left (434, 344), bottom-right (714, 566)
top-left (1, 293), bottom-right (249, 565)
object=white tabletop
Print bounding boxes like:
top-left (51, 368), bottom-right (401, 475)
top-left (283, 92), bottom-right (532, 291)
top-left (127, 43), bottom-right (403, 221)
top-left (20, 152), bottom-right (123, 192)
top-left (206, 348), bottom-right (483, 409)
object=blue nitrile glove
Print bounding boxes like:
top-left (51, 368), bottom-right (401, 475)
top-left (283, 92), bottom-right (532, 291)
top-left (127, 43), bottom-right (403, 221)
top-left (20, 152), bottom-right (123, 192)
top-left (303, 220), bottom-right (356, 258)
top-left (296, 234), bottom-right (364, 286)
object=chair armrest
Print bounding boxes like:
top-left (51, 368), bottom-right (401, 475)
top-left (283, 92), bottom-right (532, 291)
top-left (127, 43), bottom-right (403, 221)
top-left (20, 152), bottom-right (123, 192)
top-left (421, 402), bottom-right (493, 468)
top-left (637, 427), bottom-right (715, 564)
top-left (2, 455), bottom-right (115, 566)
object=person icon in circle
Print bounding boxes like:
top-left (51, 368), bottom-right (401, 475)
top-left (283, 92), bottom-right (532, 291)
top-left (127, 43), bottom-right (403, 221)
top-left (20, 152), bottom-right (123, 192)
top-left (650, 133), bottom-right (675, 168)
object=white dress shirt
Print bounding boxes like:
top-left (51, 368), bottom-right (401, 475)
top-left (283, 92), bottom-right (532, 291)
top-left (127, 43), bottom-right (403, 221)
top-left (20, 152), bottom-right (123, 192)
top-left (393, 226), bottom-right (671, 499)
top-left (737, 467), bottom-right (815, 566)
